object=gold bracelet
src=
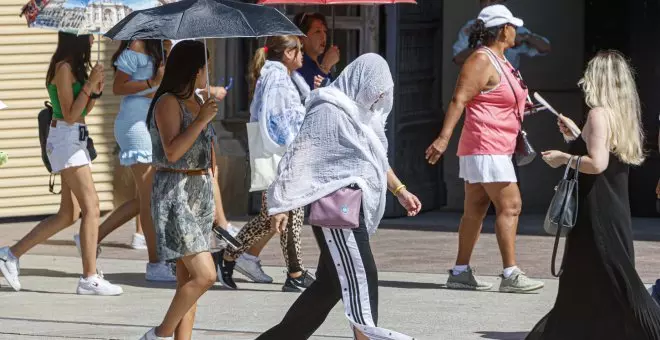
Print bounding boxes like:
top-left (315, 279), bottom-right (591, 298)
top-left (392, 184), bottom-right (406, 196)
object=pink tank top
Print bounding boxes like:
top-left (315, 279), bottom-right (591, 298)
top-left (457, 47), bottom-right (529, 156)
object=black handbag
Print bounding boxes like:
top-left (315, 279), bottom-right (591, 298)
top-left (543, 156), bottom-right (582, 277)
top-left (38, 101), bottom-right (97, 193)
top-left (484, 48), bottom-right (537, 166)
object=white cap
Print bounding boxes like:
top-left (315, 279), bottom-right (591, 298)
top-left (478, 4), bottom-right (523, 28)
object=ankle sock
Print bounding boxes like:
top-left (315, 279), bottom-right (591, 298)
top-left (8, 249), bottom-right (17, 261)
top-left (503, 266), bottom-right (518, 278)
top-left (452, 265), bottom-right (469, 276)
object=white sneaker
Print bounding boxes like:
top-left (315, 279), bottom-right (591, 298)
top-left (73, 234), bottom-right (102, 258)
top-left (131, 233), bottom-right (148, 250)
top-left (76, 274), bottom-right (123, 296)
top-left (146, 262), bottom-right (176, 282)
top-left (0, 247), bottom-right (21, 291)
top-left (235, 254), bottom-right (273, 283)
top-left (140, 327), bottom-right (172, 340)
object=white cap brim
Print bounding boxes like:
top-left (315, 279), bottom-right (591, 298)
top-left (510, 17), bottom-right (524, 27)
top-left (484, 17), bottom-right (524, 28)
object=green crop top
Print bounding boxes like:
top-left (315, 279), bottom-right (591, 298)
top-left (47, 82), bottom-right (88, 119)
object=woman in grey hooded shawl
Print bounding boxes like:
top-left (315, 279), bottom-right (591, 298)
top-left (258, 54), bottom-right (422, 340)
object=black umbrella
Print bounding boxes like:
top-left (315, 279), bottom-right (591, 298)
top-left (104, 0), bottom-right (303, 41)
top-left (105, 0), bottom-right (303, 98)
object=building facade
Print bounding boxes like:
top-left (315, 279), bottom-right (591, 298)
top-left (0, 0), bottom-right (122, 218)
top-left (2, 0), bottom-right (657, 219)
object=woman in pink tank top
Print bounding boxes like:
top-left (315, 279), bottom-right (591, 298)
top-left (425, 4), bottom-right (544, 293)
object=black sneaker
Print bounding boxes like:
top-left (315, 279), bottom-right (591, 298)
top-left (214, 250), bottom-right (237, 290)
top-left (282, 270), bottom-right (316, 293)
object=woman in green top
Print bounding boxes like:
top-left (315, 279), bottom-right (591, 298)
top-left (0, 32), bottom-right (122, 296)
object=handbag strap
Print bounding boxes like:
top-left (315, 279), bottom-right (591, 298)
top-left (481, 48), bottom-right (523, 128)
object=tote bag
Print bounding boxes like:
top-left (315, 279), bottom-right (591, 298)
top-left (247, 122), bottom-right (285, 192)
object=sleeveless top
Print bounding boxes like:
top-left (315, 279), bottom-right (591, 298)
top-left (457, 47), bottom-right (528, 156)
top-left (149, 94), bottom-right (214, 170)
top-left (47, 82), bottom-right (88, 119)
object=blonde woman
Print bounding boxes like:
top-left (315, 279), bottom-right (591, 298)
top-left (528, 50), bottom-right (660, 339)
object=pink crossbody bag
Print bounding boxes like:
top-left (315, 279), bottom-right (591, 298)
top-left (308, 185), bottom-right (362, 229)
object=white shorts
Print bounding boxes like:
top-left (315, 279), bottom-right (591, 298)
top-left (46, 121), bottom-right (92, 174)
top-left (459, 155), bottom-right (517, 184)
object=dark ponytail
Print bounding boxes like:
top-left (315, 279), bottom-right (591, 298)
top-left (468, 19), bottom-right (500, 49)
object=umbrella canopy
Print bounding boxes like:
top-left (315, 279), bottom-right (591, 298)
top-left (105, 0), bottom-right (303, 41)
top-left (258, 0), bottom-right (416, 4)
top-left (20, 0), bottom-right (168, 35)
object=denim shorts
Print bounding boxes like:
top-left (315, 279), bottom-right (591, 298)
top-left (46, 121), bottom-right (92, 173)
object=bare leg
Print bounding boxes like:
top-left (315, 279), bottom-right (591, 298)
top-left (482, 182), bottom-right (522, 268)
top-left (135, 183), bottom-right (143, 235)
top-left (455, 182), bottom-right (491, 266)
top-left (97, 198), bottom-right (139, 243)
top-left (10, 181), bottom-right (80, 258)
top-left (211, 168), bottom-right (229, 228)
top-left (61, 165), bottom-right (101, 277)
top-left (155, 252), bottom-right (216, 337)
top-left (246, 231), bottom-right (275, 257)
top-left (131, 164), bottom-right (158, 263)
top-left (354, 329), bottom-right (369, 340)
top-left (173, 260), bottom-right (196, 340)
top-left (135, 215), bottom-right (143, 235)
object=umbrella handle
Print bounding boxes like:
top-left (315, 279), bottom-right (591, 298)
top-left (331, 7), bottom-right (335, 46)
top-left (97, 33), bottom-right (101, 64)
top-left (203, 38), bottom-right (211, 100)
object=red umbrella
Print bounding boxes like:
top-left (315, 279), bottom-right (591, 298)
top-left (258, 0), bottom-right (417, 43)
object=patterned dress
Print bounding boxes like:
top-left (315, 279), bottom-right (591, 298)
top-left (150, 94), bottom-right (215, 261)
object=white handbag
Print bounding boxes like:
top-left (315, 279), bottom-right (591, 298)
top-left (246, 122), bottom-right (285, 192)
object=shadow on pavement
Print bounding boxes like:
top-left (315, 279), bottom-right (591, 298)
top-left (101, 272), bottom-right (176, 289)
top-left (378, 280), bottom-right (444, 290)
top-left (101, 272), bottom-right (282, 293)
top-left (20, 268), bottom-right (79, 279)
top-left (476, 331), bottom-right (528, 340)
top-left (380, 212), bottom-right (660, 242)
top-left (41, 239), bottom-right (134, 250)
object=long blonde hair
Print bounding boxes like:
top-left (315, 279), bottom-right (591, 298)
top-left (578, 50), bottom-right (645, 165)
top-left (248, 35), bottom-right (301, 102)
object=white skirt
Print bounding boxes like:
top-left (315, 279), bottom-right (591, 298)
top-left (459, 155), bottom-right (517, 184)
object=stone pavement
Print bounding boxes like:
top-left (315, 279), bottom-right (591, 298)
top-left (0, 212), bottom-right (658, 340)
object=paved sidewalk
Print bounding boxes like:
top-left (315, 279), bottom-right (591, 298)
top-left (1, 254), bottom-right (560, 340)
top-left (0, 212), bottom-right (658, 339)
